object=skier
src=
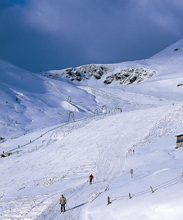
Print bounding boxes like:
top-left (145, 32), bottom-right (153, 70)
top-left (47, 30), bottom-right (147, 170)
top-left (89, 174), bottom-right (94, 184)
top-left (59, 194), bottom-right (67, 212)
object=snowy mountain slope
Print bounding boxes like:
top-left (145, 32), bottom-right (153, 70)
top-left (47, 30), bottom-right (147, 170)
top-left (120, 39), bottom-right (183, 101)
top-left (46, 39), bottom-right (183, 87)
top-left (0, 59), bottom-right (101, 139)
top-left (1, 93), bottom-right (183, 220)
top-left (1, 39), bottom-right (183, 219)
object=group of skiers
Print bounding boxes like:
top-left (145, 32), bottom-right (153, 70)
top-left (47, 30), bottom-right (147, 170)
top-left (59, 174), bottom-right (94, 213)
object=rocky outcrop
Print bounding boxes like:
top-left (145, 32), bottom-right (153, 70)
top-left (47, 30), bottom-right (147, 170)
top-left (49, 68), bottom-right (83, 81)
top-left (103, 67), bottom-right (156, 85)
top-left (103, 76), bottom-right (114, 84)
top-left (48, 65), bottom-right (156, 85)
top-left (78, 64), bottom-right (112, 80)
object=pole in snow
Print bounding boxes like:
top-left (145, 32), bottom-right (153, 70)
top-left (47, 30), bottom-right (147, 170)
top-left (130, 169), bottom-right (133, 178)
top-left (129, 193), bottom-right (132, 199)
top-left (150, 186), bottom-right (154, 193)
top-left (107, 196), bottom-right (111, 205)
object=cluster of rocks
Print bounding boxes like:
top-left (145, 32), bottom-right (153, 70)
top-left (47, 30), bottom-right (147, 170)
top-left (49, 64), bottom-right (112, 82)
top-left (64, 68), bottom-right (84, 81)
top-left (49, 65), bottom-right (156, 85)
top-left (78, 64), bottom-right (112, 80)
top-left (49, 68), bottom-right (83, 81)
top-left (103, 67), bottom-right (156, 85)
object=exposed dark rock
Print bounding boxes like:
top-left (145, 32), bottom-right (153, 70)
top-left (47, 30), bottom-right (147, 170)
top-left (93, 73), bottom-right (102, 79)
top-left (123, 74), bottom-right (130, 78)
top-left (66, 70), bottom-right (73, 76)
top-left (98, 70), bottom-right (103, 75)
top-left (137, 79), bottom-right (143, 83)
top-left (93, 70), bottom-right (103, 79)
top-left (103, 76), bottom-right (114, 84)
top-left (75, 71), bottom-right (81, 77)
top-left (114, 73), bottom-right (122, 80)
top-left (129, 76), bottom-right (137, 84)
top-left (75, 76), bottom-right (82, 81)
top-left (74, 71), bottom-right (82, 81)
top-left (1, 152), bottom-right (12, 158)
top-left (100, 66), bottom-right (110, 73)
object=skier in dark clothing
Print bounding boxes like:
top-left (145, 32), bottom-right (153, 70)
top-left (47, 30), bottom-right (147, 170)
top-left (59, 194), bottom-right (67, 212)
top-left (89, 174), bottom-right (94, 184)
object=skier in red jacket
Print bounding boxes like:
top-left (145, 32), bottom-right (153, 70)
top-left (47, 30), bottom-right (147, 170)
top-left (89, 174), bottom-right (94, 184)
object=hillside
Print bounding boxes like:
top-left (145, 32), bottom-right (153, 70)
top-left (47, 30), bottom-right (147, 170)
top-left (0, 40), bottom-right (183, 219)
top-left (47, 39), bottom-right (183, 87)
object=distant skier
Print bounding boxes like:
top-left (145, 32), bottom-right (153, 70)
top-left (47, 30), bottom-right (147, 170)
top-left (89, 174), bottom-right (94, 184)
top-left (59, 194), bottom-right (67, 212)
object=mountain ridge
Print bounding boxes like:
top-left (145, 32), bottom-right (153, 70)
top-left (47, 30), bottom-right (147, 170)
top-left (45, 39), bottom-right (183, 86)
top-left (1, 39), bottom-right (183, 138)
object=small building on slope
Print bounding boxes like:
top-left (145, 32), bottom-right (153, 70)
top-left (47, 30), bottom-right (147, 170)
top-left (175, 134), bottom-right (183, 148)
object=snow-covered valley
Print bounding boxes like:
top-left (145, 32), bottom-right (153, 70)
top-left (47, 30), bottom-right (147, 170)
top-left (1, 40), bottom-right (183, 220)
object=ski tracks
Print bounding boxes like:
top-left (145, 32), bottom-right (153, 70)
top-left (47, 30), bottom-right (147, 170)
top-left (95, 143), bottom-right (126, 181)
top-left (2, 87), bottom-right (183, 220)
top-left (131, 105), bottom-right (183, 149)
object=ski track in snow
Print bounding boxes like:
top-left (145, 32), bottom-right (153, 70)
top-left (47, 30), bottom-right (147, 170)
top-left (2, 40), bottom-right (183, 220)
top-left (1, 81), bottom-right (183, 219)
top-left (1, 99), bottom-right (183, 219)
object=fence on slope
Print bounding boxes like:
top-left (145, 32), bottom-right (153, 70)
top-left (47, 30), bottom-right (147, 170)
top-left (107, 173), bottom-right (183, 205)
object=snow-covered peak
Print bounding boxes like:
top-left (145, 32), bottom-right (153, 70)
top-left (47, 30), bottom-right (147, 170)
top-left (150, 39), bottom-right (183, 61)
top-left (45, 39), bottom-right (183, 87)
top-left (1, 39), bottom-right (183, 139)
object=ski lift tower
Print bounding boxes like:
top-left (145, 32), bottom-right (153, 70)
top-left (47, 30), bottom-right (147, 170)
top-left (175, 134), bottom-right (183, 148)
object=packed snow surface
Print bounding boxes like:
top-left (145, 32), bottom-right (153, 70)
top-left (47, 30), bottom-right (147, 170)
top-left (1, 40), bottom-right (183, 219)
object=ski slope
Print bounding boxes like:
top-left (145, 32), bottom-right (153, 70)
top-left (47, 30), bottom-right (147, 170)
top-left (1, 40), bottom-right (183, 219)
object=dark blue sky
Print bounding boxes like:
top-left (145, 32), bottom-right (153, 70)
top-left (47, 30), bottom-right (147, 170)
top-left (0, 0), bottom-right (183, 72)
